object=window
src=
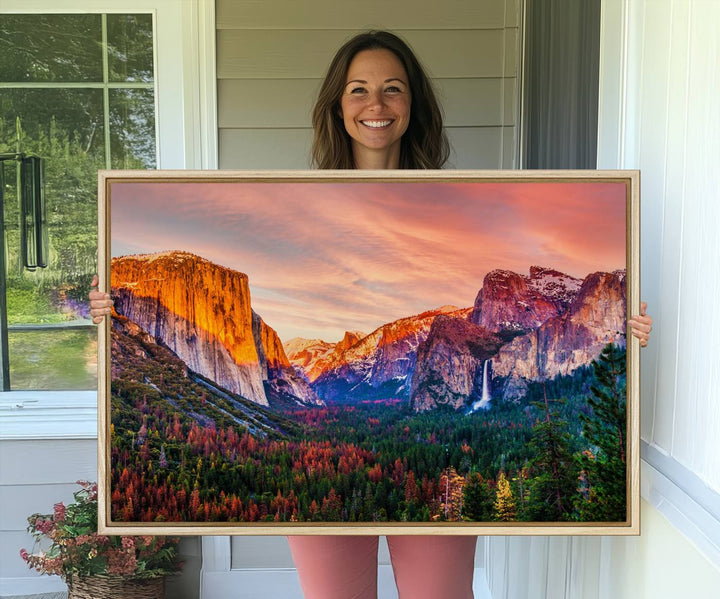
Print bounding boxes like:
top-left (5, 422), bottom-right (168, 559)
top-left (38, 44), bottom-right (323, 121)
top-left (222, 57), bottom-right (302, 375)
top-left (0, 13), bottom-right (156, 390)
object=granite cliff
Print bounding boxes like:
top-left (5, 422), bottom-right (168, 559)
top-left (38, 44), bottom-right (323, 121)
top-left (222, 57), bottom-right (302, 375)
top-left (490, 270), bottom-right (627, 400)
top-left (410, 316), bottom-right (503, 411)
top-left (301, 306), bottom-right (471, 402)
top-left (111, 251), bottom-right (320, 407)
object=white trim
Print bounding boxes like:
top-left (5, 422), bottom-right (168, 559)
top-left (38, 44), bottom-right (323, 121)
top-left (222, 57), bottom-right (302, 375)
top-left (0, 391), bottom-right (96, 440)
top-left (641, 445), bottom-right (720, 568)
top-left (182, 0), bottom-right (218, 169)
top-left (0, 575), bottom-right (66, 597)
top-left (201, 536), bottom-right (232, 573)
top-left (0, 0), bottom-right (216, 169)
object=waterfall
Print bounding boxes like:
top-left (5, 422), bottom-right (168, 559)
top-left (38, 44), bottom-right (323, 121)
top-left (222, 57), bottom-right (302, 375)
top-left (470, 359), bottom-right (492, 412)
top-left (481, 359), bottom-right (491, 404)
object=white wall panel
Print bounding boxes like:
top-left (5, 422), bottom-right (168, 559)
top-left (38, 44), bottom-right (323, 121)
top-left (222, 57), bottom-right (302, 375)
top-left (487, 1), bottom-right (720, 598)
top-left (651, 0), bottom-right (689, 455)
top-left (217, 0), bottom-right (510, 30)
top-left (219, 128), bottom-right (313, 169)
top-left (214, 0), bottom-right (521, 590)
top-left (635, 0), bottom-right (674, 452)
top-left (446, 127), bottom-right (508, 169)
top-left (218, 29), bottom-right (510, 80)
top-left (671, 2), bottom-right (720, 482)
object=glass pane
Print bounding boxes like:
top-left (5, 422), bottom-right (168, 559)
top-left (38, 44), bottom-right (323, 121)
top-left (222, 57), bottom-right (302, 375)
top-left (107, 14), bottom-right (154, 83)
top-left (0, 13), bottom-right (157, 390)
top-left (0, 14), bottom-right (102, 82)
top-left (0, 89), bottom-right (106, 162)
top-left (1, 89), bottom-right (103, 390)
top-left (8, 329), bottom-right (97, 390)
top-left (1, 88), bottom-right (104, 282)
top-left (110, 89), bottom-right (157, 169)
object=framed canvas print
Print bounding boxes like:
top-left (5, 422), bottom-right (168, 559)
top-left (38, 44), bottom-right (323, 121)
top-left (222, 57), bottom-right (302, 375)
top-left (97, 170), bottom-right (640, 535)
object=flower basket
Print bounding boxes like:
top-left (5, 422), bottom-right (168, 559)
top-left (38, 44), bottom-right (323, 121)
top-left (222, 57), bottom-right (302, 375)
top-left (67, 575), bottom-right (165, 599)
top-left (20, 481), bottom-right (181, 594)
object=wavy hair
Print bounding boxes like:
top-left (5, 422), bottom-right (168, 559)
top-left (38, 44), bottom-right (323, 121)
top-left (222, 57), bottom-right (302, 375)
top-left (311, 31), bottom-right (449, 170)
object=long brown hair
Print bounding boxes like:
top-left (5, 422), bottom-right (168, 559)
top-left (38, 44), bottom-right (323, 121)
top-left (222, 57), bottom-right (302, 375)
top-left (311, 31), bottom-right (449, 170)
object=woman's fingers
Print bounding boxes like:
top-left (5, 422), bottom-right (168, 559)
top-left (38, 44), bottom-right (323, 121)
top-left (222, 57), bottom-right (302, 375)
top-left (628, 302), bottom-right (652, 348)
top-left (89, 274), bottom-right (113, 324)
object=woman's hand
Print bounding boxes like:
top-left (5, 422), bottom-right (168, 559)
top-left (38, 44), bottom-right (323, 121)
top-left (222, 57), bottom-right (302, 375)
top-left (628, 301), bottom-right (652, 348)
top-left (89, 274), bottom-right (113, 324)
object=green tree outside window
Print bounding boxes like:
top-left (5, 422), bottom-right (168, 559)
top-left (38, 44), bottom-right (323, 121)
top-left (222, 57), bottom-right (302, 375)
top-left (0, 13), bottom-right (156, 390)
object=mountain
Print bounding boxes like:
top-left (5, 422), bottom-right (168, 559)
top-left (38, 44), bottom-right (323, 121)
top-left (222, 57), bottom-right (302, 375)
top-left (307, 306), bottom-right (470, 403)
top-left (111, 251), bottom-right (320, 407)
top-left (410, 316), bottom-right (503, 411)
top-left (111, 311), bottom-right (301, 438)
top-left (490, 270), bottom-right (627, 400)
top-left (284, 330), bottom-right (366, 383)
top-left (252, 311), bottom-right (323, 405)
top-left (469, 267), bottom-right (582, 334)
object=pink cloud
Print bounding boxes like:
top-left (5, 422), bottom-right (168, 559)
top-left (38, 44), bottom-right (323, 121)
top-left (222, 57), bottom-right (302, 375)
top-left (109, 179), bottom-right (627, 341)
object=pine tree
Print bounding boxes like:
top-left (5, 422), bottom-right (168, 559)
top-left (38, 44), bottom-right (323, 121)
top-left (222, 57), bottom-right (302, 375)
top-left (463, 472), bottom-right (495, 521)
top-left (438, 466), bottom-right (465, 521)
top-left (525, 388), bottom-right (578, 521)
top-left (577, 343), bottom-right (627, 521)
top-left (494, 472), bottom-right (517, 521)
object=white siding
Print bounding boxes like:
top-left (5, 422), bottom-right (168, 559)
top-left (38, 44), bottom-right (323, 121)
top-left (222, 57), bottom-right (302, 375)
top-left (486, 0), bottom-right (720, 597)
top-left (0, 439), bottom-right (96, 593)
top-left (213, 0), bottom-right (521, 584)
top-left (216, 0), bottom-right (522, 170)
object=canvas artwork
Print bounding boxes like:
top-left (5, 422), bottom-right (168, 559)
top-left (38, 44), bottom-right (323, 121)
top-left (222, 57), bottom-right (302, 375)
top-left (98, 170), bottom-right (639, 535)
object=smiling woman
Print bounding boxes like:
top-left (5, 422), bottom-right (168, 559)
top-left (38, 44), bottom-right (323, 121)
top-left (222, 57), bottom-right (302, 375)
top-left (311, 30), bottom-right (448, 170)
top-left (340, 49), bottom-right (412, 168)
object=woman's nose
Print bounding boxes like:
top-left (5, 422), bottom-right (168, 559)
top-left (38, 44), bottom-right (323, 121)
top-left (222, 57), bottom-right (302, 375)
top-left (366, 89), bottom-right (385, 110)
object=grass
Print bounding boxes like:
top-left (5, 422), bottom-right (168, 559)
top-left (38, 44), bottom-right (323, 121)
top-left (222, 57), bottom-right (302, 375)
top-left (9, 329), bottom-right (97, 390)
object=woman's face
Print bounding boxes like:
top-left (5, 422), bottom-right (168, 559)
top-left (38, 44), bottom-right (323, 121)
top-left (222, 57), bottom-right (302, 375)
top-left (340, 49), bottom-right (411, 167)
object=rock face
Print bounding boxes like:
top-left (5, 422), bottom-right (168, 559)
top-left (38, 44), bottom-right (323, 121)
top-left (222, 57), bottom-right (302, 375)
top-left (284, 331), bottom-right (366, 383)
top-left (252, 311), bottom-right (322, 405)
top-left (111, 251), bottom-right (319, 406)
top-left (410, 316), bottom-right (503, 411)
top-left (491, 271), bottom-right (627, 400)
top-left (307, 306), bottom-right (470, 402)
top-left (469, 267), bottom-right (582, 333)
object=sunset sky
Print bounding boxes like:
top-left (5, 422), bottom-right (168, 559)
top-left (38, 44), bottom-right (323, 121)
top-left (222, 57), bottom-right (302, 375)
top-left (110, 180), bottom-right (627, 342)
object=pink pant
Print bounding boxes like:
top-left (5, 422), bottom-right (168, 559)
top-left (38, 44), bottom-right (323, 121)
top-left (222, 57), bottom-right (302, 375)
top-left (287, 535), bottom-right (477, 599)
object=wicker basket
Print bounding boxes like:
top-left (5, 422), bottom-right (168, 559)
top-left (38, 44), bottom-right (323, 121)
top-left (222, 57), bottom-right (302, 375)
top-left (67, 575), bottom-right (165, 599)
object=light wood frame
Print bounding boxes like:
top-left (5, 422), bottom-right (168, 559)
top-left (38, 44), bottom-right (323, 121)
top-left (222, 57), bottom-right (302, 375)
top-left (98, 169), bottom-right (640, 536)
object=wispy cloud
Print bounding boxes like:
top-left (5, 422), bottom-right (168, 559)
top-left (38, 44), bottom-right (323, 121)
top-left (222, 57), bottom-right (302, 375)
top-left (110, 180), bottom-right (627, 341)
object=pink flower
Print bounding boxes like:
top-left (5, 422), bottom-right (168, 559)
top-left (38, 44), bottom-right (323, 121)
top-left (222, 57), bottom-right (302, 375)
top-left (19, 548), bottom-right (29, 562)
top-left (34, 518), bottom-right (53, 534)
top-left (121, 537), bottom-right (135, 549)
top-left (107, 548), bottom-right (137, 576)
top-left (53, 502), bottom-right (66, 522)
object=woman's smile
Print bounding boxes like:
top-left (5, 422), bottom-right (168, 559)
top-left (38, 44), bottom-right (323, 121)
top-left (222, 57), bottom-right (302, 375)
top-left (340, 48), bottom-right (411, 168)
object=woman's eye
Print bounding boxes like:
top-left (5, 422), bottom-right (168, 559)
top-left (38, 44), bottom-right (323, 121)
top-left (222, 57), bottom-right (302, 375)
top-left (349, 87), bottom-right (367, 94)
top-left (385, 86), bottom-right (402, 93)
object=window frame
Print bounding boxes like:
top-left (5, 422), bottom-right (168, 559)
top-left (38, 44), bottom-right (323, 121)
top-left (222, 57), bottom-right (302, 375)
top-left (0, 0), bottom-right (217, 439)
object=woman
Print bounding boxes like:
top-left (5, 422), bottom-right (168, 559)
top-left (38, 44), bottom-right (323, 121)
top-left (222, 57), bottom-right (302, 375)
top-left (90, 30), bottom-right (653, 599)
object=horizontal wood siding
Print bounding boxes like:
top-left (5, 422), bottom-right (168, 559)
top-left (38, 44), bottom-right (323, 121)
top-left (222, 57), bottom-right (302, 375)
top-left (217, 0), bottom-right (521, 170)
top-left (0, 439), bottom-right (96, 581)
top-left (215, 1), bottom-right (522, 575)
top-left (217, 0), bottom-right (517, 30)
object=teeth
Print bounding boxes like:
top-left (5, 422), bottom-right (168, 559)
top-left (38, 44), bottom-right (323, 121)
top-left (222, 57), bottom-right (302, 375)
top-left (362, 120), bottom-right (392, 128)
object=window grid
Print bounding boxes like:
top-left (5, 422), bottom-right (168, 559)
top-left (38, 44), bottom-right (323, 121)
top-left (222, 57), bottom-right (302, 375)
top-left (0, 12), bottom-right (156, 390)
